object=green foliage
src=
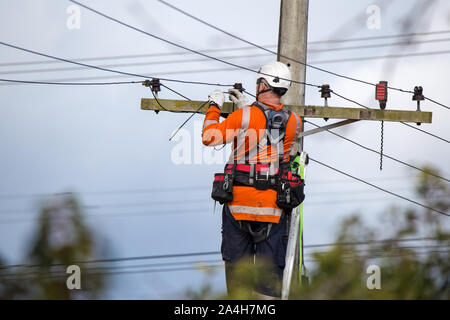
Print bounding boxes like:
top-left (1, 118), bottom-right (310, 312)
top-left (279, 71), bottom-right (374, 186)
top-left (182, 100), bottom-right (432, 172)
top-left (0, 193), bottom-right (107, 299)
top-left (186, 166), bottom-right (450, 299)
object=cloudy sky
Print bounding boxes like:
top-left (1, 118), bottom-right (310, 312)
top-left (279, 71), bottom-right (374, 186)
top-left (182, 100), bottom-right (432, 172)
top-left (0, 0), bottom-right (449, 298)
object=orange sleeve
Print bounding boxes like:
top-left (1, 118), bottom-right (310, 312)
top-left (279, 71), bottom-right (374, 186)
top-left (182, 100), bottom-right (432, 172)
top-left (202, 106), bottom-right (243, 146)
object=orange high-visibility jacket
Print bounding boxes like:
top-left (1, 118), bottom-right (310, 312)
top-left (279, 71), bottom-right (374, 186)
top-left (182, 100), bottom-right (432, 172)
top-left (202, 101), bottom-right (302, 224)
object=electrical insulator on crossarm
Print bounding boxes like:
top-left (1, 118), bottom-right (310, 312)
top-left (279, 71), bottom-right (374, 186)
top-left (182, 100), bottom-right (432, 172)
top-left (319, 84), bottom-right (331, 107)
top-left (319, 84), bottom-right (331, 121)
top-left (233, 82), bottom-right (244, 93)
top-left (412, 86), bottom-right (424, 112)
top-left (413, 86), bottom-right (425, 125)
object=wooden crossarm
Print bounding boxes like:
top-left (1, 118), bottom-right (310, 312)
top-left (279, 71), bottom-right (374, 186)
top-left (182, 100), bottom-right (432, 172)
top-left (141, 98), bottom-right (432, 123)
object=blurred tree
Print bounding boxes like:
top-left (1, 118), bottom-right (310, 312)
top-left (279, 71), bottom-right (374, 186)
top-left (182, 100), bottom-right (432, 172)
top-left (0, 193), bottom-right (107, 299)
top-left (0, 253), bottom-right (28, 299)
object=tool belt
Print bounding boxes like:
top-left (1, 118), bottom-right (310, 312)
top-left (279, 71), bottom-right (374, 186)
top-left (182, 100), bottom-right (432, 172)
top-left (211, 162), bottom-right (305, 210)
top-left (276, 166), bottom-right (305, 210)
top-left (211, 172), bottom-right (234, 205)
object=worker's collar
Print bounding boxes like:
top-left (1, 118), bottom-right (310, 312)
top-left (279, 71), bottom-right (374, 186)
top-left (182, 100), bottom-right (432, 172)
top-left (256, 100), bottom-right (283, 111)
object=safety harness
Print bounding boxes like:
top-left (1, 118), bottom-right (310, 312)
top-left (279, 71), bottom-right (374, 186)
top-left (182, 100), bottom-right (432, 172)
top-left (227, 101), bottom-right (292, 189)
top-left (212, 101), bottom-right (305, 243)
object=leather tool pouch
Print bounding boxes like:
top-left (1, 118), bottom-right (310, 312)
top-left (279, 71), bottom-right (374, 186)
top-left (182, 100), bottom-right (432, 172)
top-left (211, 173), bottom-right (234, 204)
top-left (276, 170), bottom-right (305, 210)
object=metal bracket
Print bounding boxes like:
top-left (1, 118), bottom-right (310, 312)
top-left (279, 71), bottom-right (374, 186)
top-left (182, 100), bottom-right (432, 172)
top-left (299, 119), bottom-right (360, 138)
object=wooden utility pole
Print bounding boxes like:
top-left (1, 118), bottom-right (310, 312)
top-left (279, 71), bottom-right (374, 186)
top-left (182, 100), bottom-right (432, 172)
top-left (278, 0), bottom-right (309, 118)
top-left (277, 0), bottom-right (309, 299)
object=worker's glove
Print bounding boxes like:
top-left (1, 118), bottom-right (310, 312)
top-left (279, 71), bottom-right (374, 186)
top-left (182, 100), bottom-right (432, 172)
top-left (208, 89), bottom-right (225, 110)
top-left (228, 88), bottom-right (249, 109)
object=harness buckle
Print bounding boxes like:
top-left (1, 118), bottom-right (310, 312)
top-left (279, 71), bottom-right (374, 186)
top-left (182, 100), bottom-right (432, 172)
top-left (256, 169), bottom-right (270, 181)
top-left (254, 169), bottom-right (271, 190)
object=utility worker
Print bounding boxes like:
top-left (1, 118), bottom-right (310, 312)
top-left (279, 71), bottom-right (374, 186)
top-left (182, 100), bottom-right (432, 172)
top-left (202, 61), bottom-right (304, 299)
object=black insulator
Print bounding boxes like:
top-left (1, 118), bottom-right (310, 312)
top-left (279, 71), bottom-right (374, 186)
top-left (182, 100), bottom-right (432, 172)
top-left (320, 84), bottom-right (331, 99)
top-left (150, 78), bottom-right (161, 93)
top-left (233, 82), bottom-right (244, 93)
top-left (412, 86), bottom-right (424, 101)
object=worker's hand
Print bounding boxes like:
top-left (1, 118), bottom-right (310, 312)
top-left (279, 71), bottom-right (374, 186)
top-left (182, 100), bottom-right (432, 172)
top-left (228, 88), bottom-right (249, 109)
top-left (208, 89), bottom-right (224, 110)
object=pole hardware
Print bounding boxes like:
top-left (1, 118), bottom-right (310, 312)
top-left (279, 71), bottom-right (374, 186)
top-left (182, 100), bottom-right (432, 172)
top-left (413, 86), bottom-right (424, 125)
top-left (320, 84), bottom-right (331, 121)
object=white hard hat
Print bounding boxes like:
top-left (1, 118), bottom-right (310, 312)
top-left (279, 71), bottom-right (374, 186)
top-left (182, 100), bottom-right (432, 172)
top-left (257, 61), bottom-right (292, 90)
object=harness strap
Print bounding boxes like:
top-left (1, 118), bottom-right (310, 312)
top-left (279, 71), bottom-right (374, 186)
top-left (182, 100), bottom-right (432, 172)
top-left (290, 112), bottom-right (302, 157)
top-left (228, 106), bottom-right (251, 164)
top-left (249, 163), bottom-right (255, 185)
top-left (238, 220), bottom-right (271, 244)
top-left (226, 205), bottom-right (285, 243)
top-left (246, 102), bottom-right (291, 163)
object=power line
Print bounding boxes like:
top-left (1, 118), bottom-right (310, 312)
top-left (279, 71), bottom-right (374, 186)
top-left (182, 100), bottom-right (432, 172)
top-left (0, 176), bottom-right (420, 200)
top-left (3, 193), bottom-right (447, 218)
top-left (399, 122), bottom-right (450, 144)
top-left (1, 264), bottom-right (225, 282)
top-left (309, 157), bottom-right (450, 217)
top-left (0, 78), bottom-right (143, 86)
top-left (169, 100), bottom-right (210, 141)
top-left (304, 119), bottom-right (450, 182)
top-left (0, 199), bottom-right (209, 215)
top-left (0, 65), bottom-right (256, 87)
top-left (309, 30), bottom-right (450, 44)
top-left (2, 48), bottom-right (449, 79)
top-left (3, 29), bottom-right (450, 68)
top-left (7, 191), bottom-right (446, 223)
top-left (2, 250), bottom-right (447, 282)
top-left (0, 53), bottom-right (271, 76)
top-left (4, 40), bottom-right (450, 76)
top-left (331, 90), bottom-right (450, 144)
top-left (157, 0), bottom-right (450, 110)
top-left (0, 186), bottom-right (210, 200)
top-left (155, 1), bottom-right (395, 91)
top-left (310, 50), bottom-right (450, 66)
top-left (308, 38), bottom-right (450, 53)
top-left (148, 80), bottom-right (211, 140)
top-left (0, 41), bottom-right (233, 88)
top-left (160, 83), bottom-right (192, 101)
top-left (0, 250), bottom-right (221, 270)
top-left (7, 246), bottom-right (450, 281)
top-left (154, 0), bottom-right (388, 90)
top-left (424, 96), bottom-right (450, 111)
top-left (0, 259), bottom-right (225, 280)
top-left (304, 237), bottom-right (444, 249)
top-left (67, 0), bottom-right (320, 89)
top-left (1, 237), bottom-right (446, 271)
top-left (3, 48), bottom-right (450, 87)
top-left (6, 248), bottom-right (450, 281)
top-left (71, 259), bottom-right (223, 273)
top-left (2, 3), bottom-right (448, 112)
top-left (0, 45), bottom-right (275, 68)
top-left (0, 207), bottom-right (214, 225)
top-left (5, 245), bottom-right (449, 281)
